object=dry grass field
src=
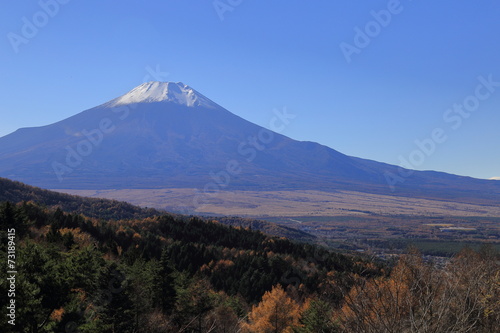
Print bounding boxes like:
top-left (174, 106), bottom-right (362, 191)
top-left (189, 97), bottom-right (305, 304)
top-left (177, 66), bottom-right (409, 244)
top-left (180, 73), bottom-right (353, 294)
top-left (53, 188), bottom-right (500, 218)
top-left (53, 188), bottom-right (500, 251)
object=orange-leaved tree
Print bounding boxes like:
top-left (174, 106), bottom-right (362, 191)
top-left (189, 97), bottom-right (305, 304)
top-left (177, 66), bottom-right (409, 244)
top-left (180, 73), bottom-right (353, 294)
top-left (241, 284), bottom-right (301, 333)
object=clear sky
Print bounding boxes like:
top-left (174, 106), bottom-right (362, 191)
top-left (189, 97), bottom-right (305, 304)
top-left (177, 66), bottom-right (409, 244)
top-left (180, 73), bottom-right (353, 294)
top-left (1, 0), bottom-right (499, 179)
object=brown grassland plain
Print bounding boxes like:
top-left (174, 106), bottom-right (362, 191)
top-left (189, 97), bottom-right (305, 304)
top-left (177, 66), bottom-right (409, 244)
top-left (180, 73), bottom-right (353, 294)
top-left (54, 188), bottom-right (500, 247)
top-left (54, 188), bottom-right (500, 217)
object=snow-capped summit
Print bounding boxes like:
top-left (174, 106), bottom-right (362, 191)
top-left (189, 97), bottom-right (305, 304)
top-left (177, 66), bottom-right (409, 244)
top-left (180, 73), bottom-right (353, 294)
top-left (107, 81), bottom-right (218, 109)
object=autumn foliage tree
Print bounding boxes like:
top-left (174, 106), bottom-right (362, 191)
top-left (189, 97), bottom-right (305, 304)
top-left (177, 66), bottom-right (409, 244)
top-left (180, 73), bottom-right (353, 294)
top-left (242, 284), bottom-right (301, 333)
top-left (339, 247), bottom-right (500, 333)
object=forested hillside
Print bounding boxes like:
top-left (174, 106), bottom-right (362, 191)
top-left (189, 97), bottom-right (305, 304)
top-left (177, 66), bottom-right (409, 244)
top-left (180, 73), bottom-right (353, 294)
top-left (0, 177), bottom-right (314, 241)
top-left (0, 200), bottom-right (377, 332)
top-left (0, 177), bottom-right (160, 220)
top-left (0, 185), bottom-right (498, 332)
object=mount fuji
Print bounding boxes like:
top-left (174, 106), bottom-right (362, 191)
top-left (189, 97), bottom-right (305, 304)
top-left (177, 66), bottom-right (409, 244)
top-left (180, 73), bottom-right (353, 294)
top-left (1, 81), bottom-right (499, 209)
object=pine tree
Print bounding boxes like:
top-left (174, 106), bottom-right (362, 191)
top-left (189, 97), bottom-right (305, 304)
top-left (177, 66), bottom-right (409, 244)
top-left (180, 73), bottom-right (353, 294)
top-left (295, 298), bottom-right (339, 333)
top-left (156, 247), bottom-right (176, 314)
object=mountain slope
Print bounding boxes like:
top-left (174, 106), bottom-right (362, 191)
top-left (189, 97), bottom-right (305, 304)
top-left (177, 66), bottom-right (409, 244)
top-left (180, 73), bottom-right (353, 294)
top-left (0, 81), bottom-right (499, 205)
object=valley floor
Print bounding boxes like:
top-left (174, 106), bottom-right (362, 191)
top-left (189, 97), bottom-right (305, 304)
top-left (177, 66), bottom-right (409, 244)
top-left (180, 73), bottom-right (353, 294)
top-left (53, 188), bottom-right (500, 217)
top-left (53, 188), bottom-right (500, 256)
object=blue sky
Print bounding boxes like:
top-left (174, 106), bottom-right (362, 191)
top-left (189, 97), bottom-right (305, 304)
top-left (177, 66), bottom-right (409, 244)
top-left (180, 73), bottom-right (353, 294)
top-left (1, 0), bottom-right (499, 179)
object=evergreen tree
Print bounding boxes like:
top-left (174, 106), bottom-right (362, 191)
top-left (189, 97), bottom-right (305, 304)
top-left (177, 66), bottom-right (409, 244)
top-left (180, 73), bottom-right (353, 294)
top-left (14, 242), bottom-right (71, 332)
top-left (155, 247), bottom-right (176, 314)
top-left (295, 298), bottom-right (339, 333)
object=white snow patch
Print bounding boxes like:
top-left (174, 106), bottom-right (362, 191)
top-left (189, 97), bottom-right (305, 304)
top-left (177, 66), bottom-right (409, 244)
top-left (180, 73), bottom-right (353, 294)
top-left (106, 82), bottom-right (217, 109)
